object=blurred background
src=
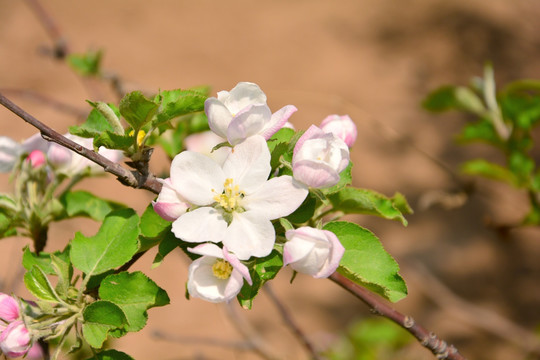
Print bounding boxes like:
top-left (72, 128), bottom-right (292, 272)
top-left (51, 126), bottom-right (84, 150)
top-left (1, 0), bottom-right (540, 359)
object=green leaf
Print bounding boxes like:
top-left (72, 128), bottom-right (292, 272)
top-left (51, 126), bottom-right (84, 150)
top-left (323, 221), bottom-right (407, 302)
top-left (153, 89), bottom-right (206, 126)
top-left (21, 246), bottom-right (67, 274)
top-left (152, 231), bottom-right (182, 268)
top-left (70, 209), bottom-right (140, 277)
top-left (286, 194), bottom-right (316, 224)
top-left (422, 85), bottom-right (485, 113)
top-left (60, 191), bottom-right (125, 221)
top-left (69, 107), bottom-right (117, 139)
top-left (51, 253), bottom-right (73, 298)
top-left (457, 118), bottom-right (502, 146)
top-left (139, 203), bottom-right (172, 239)
top-left (237, 250), bottom-right (283, 309)
top-left (23, 266), bottom-right (60, 302)
top-left (67, 50), bottom-right (102, 76)
top-left (86, 350), bottom-right (134, 360)
top-left (119, 91), bottom-right (159, 131)
top-left (93, 131), bottom-right (134, 151)
top-left (268, 128), bottom-right (295, 170)
top-left (82, 300), bottom-right (127, 348)
top-left (99, 271), bottom-right (170, 332)
top-left (0, 209), bottom-right (16, 239)
top-left (461, 159), bottom-right (519, 187)
top-left (328, 187), bottom-right (409, 226)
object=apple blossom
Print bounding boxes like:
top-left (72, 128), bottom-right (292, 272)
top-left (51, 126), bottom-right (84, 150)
top-left (205, 82), bottom-right (297, 145)
top-left (292, 125), bottom-right (350, 188)
top-left (187, 243), bottom-right (252, 303)
top-left (0, 321), bottom-right (32, 358)
top-left (26, 343), bottom-right (44, 360)
top-left (183, 130), bottom-right (230, 166)
top-left (0, 293), bottom-right (19, 323)
top-left (0, 136), bottom-right (22, 173)
top-left (320, 114), bottom-right (357, 147)
top-left (152, 178), bottom-right (190, 221)
top-left (47, 134), bottom-right (123, 176)
top-left (168, 135), bottom-right (308, 260)
top-left (283, 227), bottom-right (344, 278)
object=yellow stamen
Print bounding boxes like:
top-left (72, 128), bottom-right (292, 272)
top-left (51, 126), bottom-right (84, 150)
top-left (213, 178), bottom-right (244, 212)
top-left (212, 259), bottom-right (233, 279)
top-left (128, 129), bottom-right (146, 146)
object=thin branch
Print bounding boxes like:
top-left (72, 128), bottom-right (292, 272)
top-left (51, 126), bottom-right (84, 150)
top-left (0, 93), bottom-right (163, 194)
top-left (24, 0), bottom-right (68, 59)
top-left (329, 272), bottom-right (467, 360)
top-left (152, 330), bottom-right (254, 351)
top-left (263, 283), bottom-right (325, 360)
top-left (223, 301), bottom-right (279, 360)
top-left (409, 265), bottom-right (540, 356)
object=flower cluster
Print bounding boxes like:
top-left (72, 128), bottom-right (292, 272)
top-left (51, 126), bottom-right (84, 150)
top-left (0, 293), bottom-right (42, 359)
top-left (0, 133), bottom-right (122, 176)
top-left (154, 82), bottom-right (357, 303)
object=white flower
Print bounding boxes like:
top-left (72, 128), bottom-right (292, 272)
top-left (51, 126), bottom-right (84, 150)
top-left (187, 243), bottom-right (252, 303)
top-left (292, 125), bottom-right (350, 188)
top-left (283, 227), bottom-right (344, 278)
top-left (169, 135), bottom-right (308, 260)
top-left (205, 82), bottom-right (297, 145)
top-left (0, 137), bottom-right (22, 173)
top-left (183, 130), bottom-right (230, 166)
top-left (320, 114), bottom-right (357, 147)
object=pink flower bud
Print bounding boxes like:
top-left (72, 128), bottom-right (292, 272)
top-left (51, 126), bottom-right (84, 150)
top-left (320, 114), bottom-right (357, 147)
top-left (283, 227), bottom-right (344, 278)
top-left (0, 293), bottom-right (19, 322)
top-left (0, 321), bottom-right (31, 358)
top-left (26, 150), bottom-right (46, 168)
top-left (26, 342), bottom-right (44, 360)
top-left (152, 178), bottom-right (190, 221)
top-left (292, 125), bottom-right (349, 188)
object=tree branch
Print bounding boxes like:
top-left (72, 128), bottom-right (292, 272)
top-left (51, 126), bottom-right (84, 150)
top-left (0, 92), bottom-right (163, 194)
top-left (329, 272), bottom-right (467, 360)
top-left (263, 283), bottom-right (324, 360)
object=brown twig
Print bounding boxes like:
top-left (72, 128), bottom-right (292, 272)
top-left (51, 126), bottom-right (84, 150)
top-left (329, 272), bottom-right (467, 360)
top-left (410, 264), bottom-right (540, 357)
top-left (263, 283), bottom-right (325, 360)
top-left (24, 0), bottom-right (68, 59)
top-left (0, 92), bottom-right (162, 194)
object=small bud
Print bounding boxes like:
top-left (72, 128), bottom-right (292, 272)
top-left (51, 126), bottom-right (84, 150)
top-left (0, 320), bottom-right (32, 358)
top-left (26, 150), bottom-right (46, 168)
top-left (292, 125), bottom-right (349, 188)
top-left (320, 114), bottom-right (357, 147)
top-left (96, 102), bottom-right (124, 135)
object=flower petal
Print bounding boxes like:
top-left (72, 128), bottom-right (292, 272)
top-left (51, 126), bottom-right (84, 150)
top-left (0, 136), bottom-right (22, 173)
top-left (187, 257), bottom-right (230, 303)
top-left (170, 151), bottom-right (225, 205)
top-left (152, 178), bottom-right (189, 221)
top-left (172, 207), bottom-right (227, 243)
top-left (244, 175), bottom-right (308, 220)
top-left (223, 247), bottom-right (252, 285)
top-left (227, 104), bottom-right (271, 145)
top-left (188, 243), bottom-right (224, 258)
top-left (222, 135), bottom-right (271, 193)
top-left (205, 98), bottom-right (232, 139)
top-left (314, 230), bottom-right (344, 279)
top-left (225, 82), bottom-right (267, 114)
top-left (260, 105), bottom-right (297, 140)
top-left (223, 211), bottom-right (275, 260)
top-left (293, 159), bottom-right (340, 188)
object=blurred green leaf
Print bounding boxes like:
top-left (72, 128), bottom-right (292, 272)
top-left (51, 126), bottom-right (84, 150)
top-left (461, 159), bottom-right (519, 187)
top-left (67, 50), bottom-right (102, 76)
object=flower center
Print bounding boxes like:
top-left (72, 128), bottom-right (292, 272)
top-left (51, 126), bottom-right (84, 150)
top-left (213, 178), bottom-right (244, 212)
top-left (212, 259), bottom-right (233, 280)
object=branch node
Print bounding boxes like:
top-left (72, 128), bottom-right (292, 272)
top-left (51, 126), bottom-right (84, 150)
top-left (403, 315), bottom-right (415, 328)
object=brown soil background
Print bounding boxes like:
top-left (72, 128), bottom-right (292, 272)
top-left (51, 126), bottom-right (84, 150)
top-left (1, 1), bottom-right (540, 359)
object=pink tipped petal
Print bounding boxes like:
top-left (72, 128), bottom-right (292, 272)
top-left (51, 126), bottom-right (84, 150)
top-left (227, 105), bottom-right (272, 145)
top-left (188, 243), bottom-right (224, 258)
top-left (314, 230), bottom-right (345, 278)
top-left (0, 293), bottom-right (20, 322)
top-left (293, 125), bottom-right (326, 156)
top-left (170, 151), bottom-right (225, 205)
top-left (205, 98), bottom-right (232, 139)
top-left (0, 320), bottom-right (31, 358)
top-left (283, 231), bottom-right (316, 265)
top-left (320, 114), bottom-right (357, 147)
top-left (222, 135), bottom-right (271, 193)
top-left (223, 271), bottom-right (245, 300)
top-left (244, 176), bottom-right (308, 219)
top-left (223, 247), bottom-right (252, 285)
top-left (261, 105), bottom-right (297, 139)
top-left (223, 211), bottom-right (275, 260)
top-left (172, 207), bottom-right (228, 243)
top-left (153, 178), bottom-right (189, 221)
top-left (293, 160), bottom-right (340, 188)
